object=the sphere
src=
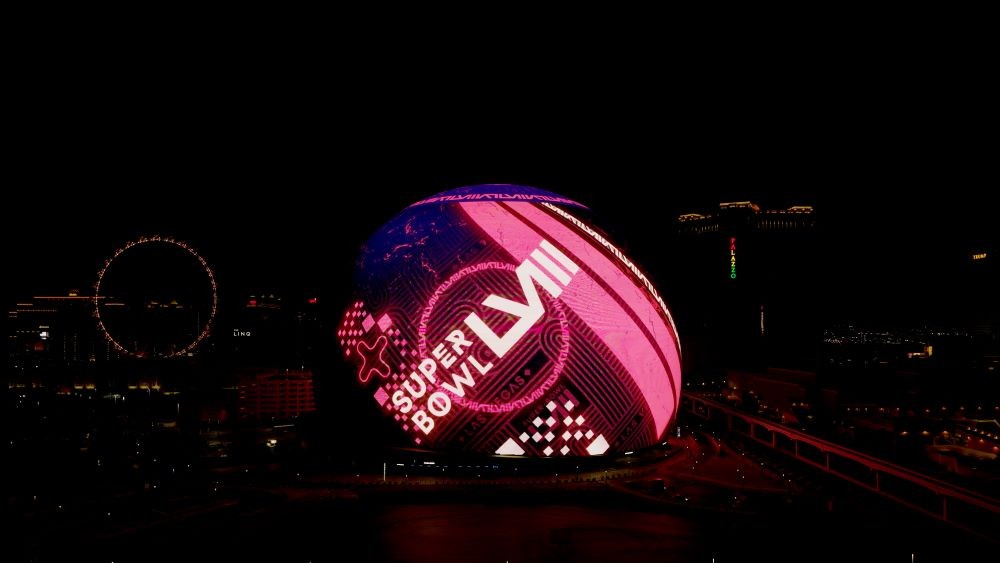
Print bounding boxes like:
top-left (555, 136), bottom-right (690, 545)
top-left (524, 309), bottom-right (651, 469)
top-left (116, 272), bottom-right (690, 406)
top-left (338, 185), bottom-right (681, 456)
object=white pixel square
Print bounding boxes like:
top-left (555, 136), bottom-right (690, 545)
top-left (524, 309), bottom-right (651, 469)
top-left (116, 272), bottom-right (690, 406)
top-left (586, 434), bottom-right (610, 455)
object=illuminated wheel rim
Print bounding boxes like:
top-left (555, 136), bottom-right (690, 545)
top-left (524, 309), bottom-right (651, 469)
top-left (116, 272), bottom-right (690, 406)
top-left (94, 236), bottom-right (218, 358)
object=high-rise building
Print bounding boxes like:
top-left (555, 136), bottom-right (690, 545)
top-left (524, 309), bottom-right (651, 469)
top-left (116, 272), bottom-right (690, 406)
top-left (7, 290), bottom-right (121, 386)
top-left (674, 202), bottom-right (817, 372)
top-left (238, 369), bottom-right (317, 420)
top-left (228, 292), bottom-right (326, 369)
top-left (965, 248), bottom-right (997, 344)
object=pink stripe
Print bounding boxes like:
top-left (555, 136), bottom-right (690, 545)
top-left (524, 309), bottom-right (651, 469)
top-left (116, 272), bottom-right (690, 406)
top-left (506, 202), bottom-right (682, 409)
top-left (459, 201), bottom-right (676, 436)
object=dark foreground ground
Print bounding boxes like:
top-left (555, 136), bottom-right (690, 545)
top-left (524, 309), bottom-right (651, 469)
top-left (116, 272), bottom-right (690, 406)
top-left (14, 484), bottom-right (994, 563)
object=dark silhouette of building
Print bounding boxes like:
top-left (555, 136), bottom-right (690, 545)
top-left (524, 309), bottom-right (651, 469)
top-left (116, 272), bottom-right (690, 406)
top-left (227, 292), bottom-right (325, 370)
top-left (674, 202), bottom-right (818, 372)
top-left (7, 290), bottom-right (120, 387)
top-left (238, 369), bottom-right (317, 420)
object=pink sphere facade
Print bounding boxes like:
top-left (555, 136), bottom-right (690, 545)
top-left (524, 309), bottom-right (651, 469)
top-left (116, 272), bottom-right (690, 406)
top-left (338, 185), bottom-right (681, 456)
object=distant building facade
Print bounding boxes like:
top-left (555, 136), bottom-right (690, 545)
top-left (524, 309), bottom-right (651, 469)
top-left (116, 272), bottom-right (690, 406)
top-left (7, 291), bottom-right (122, 387)
top-left (674, 201), bottom-right (817, 371)
top-left (238, 370), bottom-right (317, 419)
top-left (677, 201), bottom-right (815, 236)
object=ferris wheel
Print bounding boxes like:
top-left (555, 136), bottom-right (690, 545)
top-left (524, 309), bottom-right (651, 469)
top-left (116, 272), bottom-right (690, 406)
top-left (94, 236), bottom-right (218, 358)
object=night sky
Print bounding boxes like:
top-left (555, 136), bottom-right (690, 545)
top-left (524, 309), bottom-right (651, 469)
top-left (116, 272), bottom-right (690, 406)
top-left (6, 75), bottom-right (994, 330)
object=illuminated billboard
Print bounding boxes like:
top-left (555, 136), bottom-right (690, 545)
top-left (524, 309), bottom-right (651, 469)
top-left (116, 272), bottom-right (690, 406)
top-left (338, 185), bottom-right (681, 456)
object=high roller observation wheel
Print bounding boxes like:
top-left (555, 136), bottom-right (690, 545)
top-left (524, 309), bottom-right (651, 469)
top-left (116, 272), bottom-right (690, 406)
top-left (94, 236), bottom-right (218, 358)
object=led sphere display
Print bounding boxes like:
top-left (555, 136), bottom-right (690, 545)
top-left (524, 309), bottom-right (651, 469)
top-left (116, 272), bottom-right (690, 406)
top-left (339, 185), bottom-right (681, 456)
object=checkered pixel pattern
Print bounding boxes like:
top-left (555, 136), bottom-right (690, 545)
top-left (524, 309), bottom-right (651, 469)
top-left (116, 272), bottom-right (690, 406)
top-left (502, 389), bottom-right (608, 456)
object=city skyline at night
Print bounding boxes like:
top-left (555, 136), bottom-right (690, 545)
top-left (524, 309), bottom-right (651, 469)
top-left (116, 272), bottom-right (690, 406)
top-left (7, 178), bottom-right (994, 330)
top-left (6, 106), bottom-right (999, 562)
top-left (6, 32), bottom-right (998, 560)
top-left (7, 179), bottom-right (997, 561)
